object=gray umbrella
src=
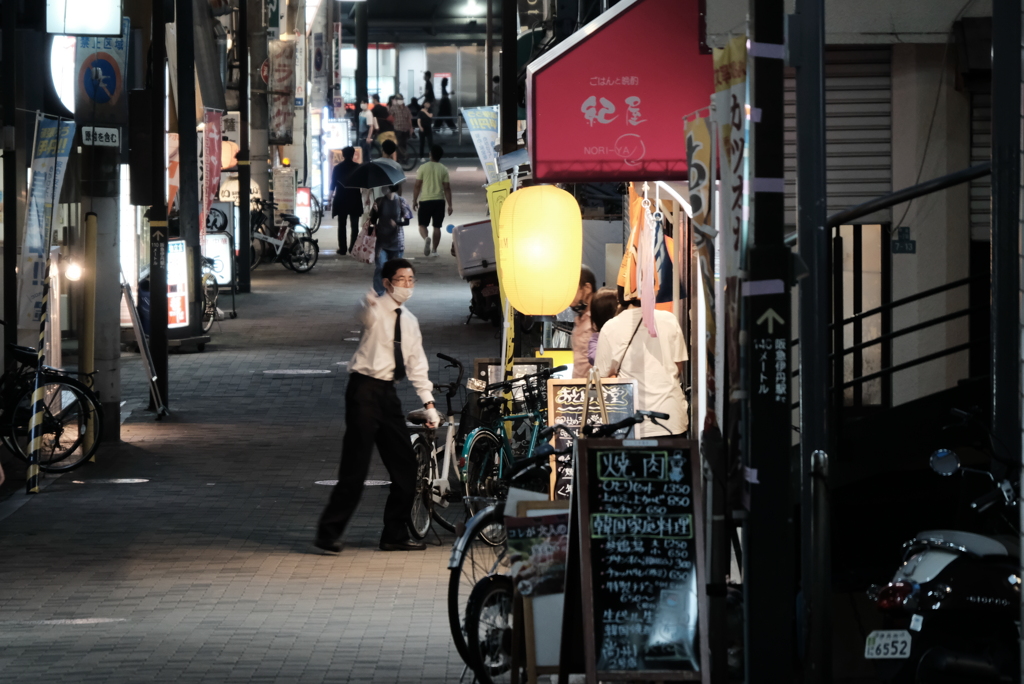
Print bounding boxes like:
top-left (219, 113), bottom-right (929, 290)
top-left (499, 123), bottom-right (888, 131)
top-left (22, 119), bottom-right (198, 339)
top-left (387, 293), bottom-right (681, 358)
top-left (343, 159), bottom-right (407, 189)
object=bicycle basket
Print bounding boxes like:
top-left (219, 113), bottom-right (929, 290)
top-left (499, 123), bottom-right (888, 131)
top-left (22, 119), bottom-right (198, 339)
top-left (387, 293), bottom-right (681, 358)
top-left (456, 389), bottom-right (502, 445)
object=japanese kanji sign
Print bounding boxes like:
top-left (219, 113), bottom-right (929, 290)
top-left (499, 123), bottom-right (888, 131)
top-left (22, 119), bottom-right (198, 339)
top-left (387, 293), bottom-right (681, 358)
top-left (74, 17), bottom-right (130, 126)
top-left (526, 0), bottom-right (713, 182)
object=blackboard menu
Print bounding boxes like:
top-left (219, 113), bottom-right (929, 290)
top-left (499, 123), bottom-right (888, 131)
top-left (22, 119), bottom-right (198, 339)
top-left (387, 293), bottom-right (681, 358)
top-left (546, 379), bottom-right (637, 499)
top-left (576, 438), bottom-right (708, 682)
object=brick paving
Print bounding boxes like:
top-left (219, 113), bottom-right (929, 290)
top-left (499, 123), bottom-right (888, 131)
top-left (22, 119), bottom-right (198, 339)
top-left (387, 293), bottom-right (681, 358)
top-left (0, 163), bottom-right (502, 683)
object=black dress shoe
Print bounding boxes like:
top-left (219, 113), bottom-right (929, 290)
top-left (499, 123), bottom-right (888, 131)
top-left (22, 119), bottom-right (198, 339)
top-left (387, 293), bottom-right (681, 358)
top-left (379, 538), bottom-right (426, 551)
top-left (314, 537), bottom-right (342, 553)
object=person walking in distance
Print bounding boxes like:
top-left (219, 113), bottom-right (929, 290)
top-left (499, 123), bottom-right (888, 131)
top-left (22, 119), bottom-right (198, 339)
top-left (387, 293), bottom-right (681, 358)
top-left (328, 147), bottom-right (363, 255)
top-left (569, 265), bottom-right (597, 378)
top-left (390, 94), bottom-right (414, 156)
top-left (368, 185), bottom-right (407, 295)
top-left (358, 99), bottom-right (376, 162)
top-left (416, 100), bottom-right (434, 160)
top-left (413, 145), bottom-right (453, 257)
top-left (434, 77), bottom-right (456, 133)
top-left (315, 259), bottom-right (439, 553)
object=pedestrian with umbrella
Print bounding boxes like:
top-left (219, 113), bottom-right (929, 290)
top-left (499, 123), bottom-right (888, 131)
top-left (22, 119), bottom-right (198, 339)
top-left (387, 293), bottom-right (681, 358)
top-left (345, 160), bottom-right (411, 295)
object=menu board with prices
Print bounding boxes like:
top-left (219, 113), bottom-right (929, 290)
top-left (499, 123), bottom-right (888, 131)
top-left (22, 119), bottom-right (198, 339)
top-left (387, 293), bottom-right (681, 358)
top-left (546, 379), bottom-right (637, 499)
top-left (575, 438), bottom-right (708, 682)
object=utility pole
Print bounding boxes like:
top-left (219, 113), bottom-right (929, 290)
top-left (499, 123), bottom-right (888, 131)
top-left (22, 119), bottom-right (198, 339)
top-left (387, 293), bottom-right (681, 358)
top-left (744, 1), bottom-right (795, 683)
top-left (500, 0), bottom-right (517, 154)
top-left (237, 0), bottom-right (252, 291)
top-left (150, 0), bottom-right (170, 408)
top-left (355, 2), bottom-right (368, 107)
top-left (249, 0), bottom-right (270, 200)
top-left (790, 0), bottom-right (831, 679)
top-left (2, 0), bottom-right (18, 357)
top-left (177, 0), bottom-right (202, 339)
top-left (485, 0), bottom-right (493, 105)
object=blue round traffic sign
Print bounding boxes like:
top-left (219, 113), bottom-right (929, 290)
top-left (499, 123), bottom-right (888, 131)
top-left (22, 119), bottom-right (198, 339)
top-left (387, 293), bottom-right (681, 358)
top-left (78, 52), bottom-right (123, 106)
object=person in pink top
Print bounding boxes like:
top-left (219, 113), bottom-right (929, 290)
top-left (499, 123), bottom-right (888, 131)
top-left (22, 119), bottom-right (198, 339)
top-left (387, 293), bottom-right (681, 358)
top-left (569, 266), bottom-right (597, 378)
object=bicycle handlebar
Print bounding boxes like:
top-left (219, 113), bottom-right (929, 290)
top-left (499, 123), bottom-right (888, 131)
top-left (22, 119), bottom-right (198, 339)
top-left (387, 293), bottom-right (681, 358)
top-left (485, 364), bottom-right (568, 393)
top-left (584, 410), bottom-right (671, 439)
top-left (435, 353), bottom-right (464, 398)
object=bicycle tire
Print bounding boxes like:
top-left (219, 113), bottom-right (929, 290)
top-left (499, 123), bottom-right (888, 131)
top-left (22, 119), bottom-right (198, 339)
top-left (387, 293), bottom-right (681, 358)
top-left (401, 139), bottom-right (418, 171)
top-left (465, 574), bottom-right (518, 684)
top-left (309, 195), bottom-right (322, 234)
top-left (3, 374), bottom-right (104, 473)
top-left (431, 461), bottom-right (469, 534)
top-left (464, 429), bottom-right (508, 546)
top-left (448, 508), bottom-right (510, 667)
top-left (250, 234), bottom-right (265, 272)
top-left (409, 435), bottom-right (434, 540)
top-left (201, 276), bottom-right (219, 333)
top-left (287, 237), bottom-right (318, 273)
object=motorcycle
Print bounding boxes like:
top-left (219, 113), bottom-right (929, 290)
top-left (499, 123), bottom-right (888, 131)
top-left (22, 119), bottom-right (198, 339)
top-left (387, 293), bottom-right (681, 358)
top-left (865, 417), bottom-right (1020, 683)
top-left (465, 270), bottom-right (502, 327)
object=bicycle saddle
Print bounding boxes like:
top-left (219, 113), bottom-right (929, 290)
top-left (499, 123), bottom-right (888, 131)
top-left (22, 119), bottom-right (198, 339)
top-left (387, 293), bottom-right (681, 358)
top-left (279, 213), bottom-right (301, 224)
top-left (7, 344), bottom-right (39, 368)
top-left (406, 409), bottom-right (430, 425)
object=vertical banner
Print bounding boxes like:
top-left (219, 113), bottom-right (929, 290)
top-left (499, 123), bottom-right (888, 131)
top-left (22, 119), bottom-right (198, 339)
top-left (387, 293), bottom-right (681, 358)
top-left (712, 35), bottom-right (747, 417)
top-left (269, 40), bottom-right (296, 144)
top-left (202, 110), bottom-right (223, 243)
top-left (167, 133), bottom-right (181, 214)
top-left (18, 118), bottom-right (75, 329)
top-left (74, 18), bottom-right (131, 126)
top-left (332, 22), bottom-right (344, 117)
top-left (272, 167), bottom-right (296, 228)
top-left (294, 32), bottom-right (306, 108)
top-left (461, 106), bottom-right (501, 184)
top-left (312, 32), bottom-right (327, 107)
top-left (486, 180), bottom-right (515, 379)
top-left (221, 111), bottom-right (240, 170)
top-left (685, 114), bottom-right (718, 429)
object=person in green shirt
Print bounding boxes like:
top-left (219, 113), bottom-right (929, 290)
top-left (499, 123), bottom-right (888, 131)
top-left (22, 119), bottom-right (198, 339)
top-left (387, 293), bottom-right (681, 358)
top-left (412, 145), bottom-right (453, 257)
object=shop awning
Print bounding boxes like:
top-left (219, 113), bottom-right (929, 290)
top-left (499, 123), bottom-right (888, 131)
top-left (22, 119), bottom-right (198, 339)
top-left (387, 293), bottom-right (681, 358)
top-left (526, 0), bottom-right (713, 182)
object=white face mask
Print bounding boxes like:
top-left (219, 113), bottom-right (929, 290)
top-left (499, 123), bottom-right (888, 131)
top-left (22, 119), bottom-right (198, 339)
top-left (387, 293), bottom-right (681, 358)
top-left (390, 286), bottom-right (413, 304)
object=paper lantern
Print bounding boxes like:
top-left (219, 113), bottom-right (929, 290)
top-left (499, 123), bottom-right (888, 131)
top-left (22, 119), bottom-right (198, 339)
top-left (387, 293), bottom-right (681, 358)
top-left (496, 185), bottom-right (582, 315)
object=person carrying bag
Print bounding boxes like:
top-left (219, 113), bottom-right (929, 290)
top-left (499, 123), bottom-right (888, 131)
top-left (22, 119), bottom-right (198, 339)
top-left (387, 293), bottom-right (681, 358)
top-left (367, 186), bottom-right (407, 295)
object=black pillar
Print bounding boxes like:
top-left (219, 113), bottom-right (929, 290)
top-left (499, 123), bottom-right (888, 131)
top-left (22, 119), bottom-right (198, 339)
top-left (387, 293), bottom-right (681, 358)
top-left (2, 0), bottom-right (17, 354)
top-left (791, 0), bottom-right (831, 679)
top-left (177, 0), bottom-right (202, 339)
top-left (991, 1), bottom-right (1022, 469)
top-left (500, 0), bottom-right (517, 154)
top-left (150, 0), bottom-right (170, 406)
top-left (745, 0), bottom-right (795, 683)
top-left (237, 0), bottom-right (251, 291)
top-left (355, 3), bottom-right (368, 107)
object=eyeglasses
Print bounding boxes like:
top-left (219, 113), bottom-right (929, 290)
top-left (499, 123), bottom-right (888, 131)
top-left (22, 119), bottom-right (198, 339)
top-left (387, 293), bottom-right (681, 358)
top-left (390, 277), bottom-right (416, 285)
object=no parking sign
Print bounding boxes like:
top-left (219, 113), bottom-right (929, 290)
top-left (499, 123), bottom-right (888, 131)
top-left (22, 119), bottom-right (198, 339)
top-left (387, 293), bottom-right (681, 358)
top-left (74, 17), bottom-right (130, 126)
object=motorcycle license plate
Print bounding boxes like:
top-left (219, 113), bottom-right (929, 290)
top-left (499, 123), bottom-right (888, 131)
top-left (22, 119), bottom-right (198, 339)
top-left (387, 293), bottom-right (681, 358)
top-left (864, 630), bottom-right (911, 659)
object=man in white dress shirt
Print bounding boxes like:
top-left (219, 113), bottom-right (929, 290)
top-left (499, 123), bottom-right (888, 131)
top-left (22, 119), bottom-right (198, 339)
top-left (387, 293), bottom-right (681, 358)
top-left (315, 259), bottom-right (440, 552)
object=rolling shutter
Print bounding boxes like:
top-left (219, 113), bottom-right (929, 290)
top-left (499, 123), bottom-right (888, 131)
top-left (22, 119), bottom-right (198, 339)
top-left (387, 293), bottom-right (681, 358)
top-left (784, 46), bottom-right (893, 228)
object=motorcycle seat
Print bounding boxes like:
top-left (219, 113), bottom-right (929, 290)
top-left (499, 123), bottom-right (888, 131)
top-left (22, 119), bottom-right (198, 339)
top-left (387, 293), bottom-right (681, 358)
top-left (915, 529), bottom-right (1015, 557)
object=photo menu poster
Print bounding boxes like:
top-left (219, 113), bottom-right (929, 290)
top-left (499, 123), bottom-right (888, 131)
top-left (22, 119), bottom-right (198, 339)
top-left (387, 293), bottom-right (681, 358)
top-left (577, 439), bottom-right (708, 682)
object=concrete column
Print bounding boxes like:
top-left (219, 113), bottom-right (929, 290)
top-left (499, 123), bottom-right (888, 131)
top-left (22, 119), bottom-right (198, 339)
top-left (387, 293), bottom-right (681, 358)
top-left (890, 43), bottom-right (971, 405)
top-left (249, 0), bottom-right (271, 200)
top-left (80, 145), bottom-right (121, 439)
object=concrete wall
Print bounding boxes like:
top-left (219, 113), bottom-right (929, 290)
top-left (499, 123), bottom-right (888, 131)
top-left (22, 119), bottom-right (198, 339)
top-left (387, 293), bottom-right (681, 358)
top-left (707, 0), bottom-right (992, 48)
top-left (889, 43), bottom-right (971, 405)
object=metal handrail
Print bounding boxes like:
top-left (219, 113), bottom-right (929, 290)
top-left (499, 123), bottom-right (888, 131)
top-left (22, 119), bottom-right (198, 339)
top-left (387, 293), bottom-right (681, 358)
top-left (840, 341), bottom-right (980, 390)
top-left (836, 306), bottom-right (981, 358)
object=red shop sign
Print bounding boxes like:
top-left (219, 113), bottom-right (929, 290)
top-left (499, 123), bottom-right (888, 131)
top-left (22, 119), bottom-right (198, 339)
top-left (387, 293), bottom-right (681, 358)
top-left (526, 0), bottom-right (713, 182)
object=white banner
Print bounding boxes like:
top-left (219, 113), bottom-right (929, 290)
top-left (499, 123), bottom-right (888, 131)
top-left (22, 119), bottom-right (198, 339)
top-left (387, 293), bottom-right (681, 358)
top-left (461, 106), bottom-right (501, 184)
top-left (712, 35), bottom-right (747, 278)
top-left (19, 117), bottom-right (76, 328)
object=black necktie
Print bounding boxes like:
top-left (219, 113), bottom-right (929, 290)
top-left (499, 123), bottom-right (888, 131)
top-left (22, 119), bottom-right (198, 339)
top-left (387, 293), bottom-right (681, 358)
top-left (393, 308), bottom-right (406, 381)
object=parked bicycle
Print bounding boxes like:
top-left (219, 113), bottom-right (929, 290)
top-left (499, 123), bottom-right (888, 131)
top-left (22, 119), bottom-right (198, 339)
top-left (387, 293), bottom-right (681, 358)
top-left (0, 322), bottom-right (104, 473)
top-left (249, 198), bottom-right (319, 273)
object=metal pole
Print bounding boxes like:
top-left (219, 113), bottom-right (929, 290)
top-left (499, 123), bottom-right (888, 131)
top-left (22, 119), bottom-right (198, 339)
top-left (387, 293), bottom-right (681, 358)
top-left (2, 0), bottom-right (17, 356)
top-left (355, 3), bottom-right (368, 107)
top-left (177, 0), bottom-right (202, 339)
top-left (249, 0), bottom-right (270, 201)
top-left (237, 0), bottom-right (252, 291)
top-left (150, 0), bottom-right (170, 408)
top-left (791, 0), bottom-right (831, 679)
top-left (485, 0), bottom-right (494, 106)
top-left (990, 2), bottom-right (1023, 672)
top-left (500, 0), bottom-right (517, 154)
top-left (745, 1), bottom-right (795, 683)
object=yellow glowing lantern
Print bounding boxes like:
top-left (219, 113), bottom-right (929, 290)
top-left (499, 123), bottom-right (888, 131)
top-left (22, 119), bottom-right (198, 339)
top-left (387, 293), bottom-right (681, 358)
top-left (496, 185), bottom-right (582, 315)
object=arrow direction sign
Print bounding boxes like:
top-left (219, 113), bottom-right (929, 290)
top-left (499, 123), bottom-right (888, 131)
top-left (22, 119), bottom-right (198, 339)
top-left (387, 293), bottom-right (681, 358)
top-left (152, 230), bottom-right (166, 241)
top-left (756, 308), bottom-right (784, 334)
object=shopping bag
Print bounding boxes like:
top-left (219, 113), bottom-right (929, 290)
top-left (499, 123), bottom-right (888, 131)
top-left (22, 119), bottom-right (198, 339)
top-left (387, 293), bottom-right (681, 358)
top-left (350, 225), bottom-right (377, 265)
top-left (399, 197), bottom-right (414, 226)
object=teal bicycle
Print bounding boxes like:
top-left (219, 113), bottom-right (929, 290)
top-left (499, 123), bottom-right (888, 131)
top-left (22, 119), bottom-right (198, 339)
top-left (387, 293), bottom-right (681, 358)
top-left (461, 363), bottom-right (567, 546)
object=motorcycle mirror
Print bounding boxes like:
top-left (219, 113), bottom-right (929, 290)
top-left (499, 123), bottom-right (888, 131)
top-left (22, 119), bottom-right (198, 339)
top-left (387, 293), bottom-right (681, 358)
top-left (929, 449), bottom-right (961, 477)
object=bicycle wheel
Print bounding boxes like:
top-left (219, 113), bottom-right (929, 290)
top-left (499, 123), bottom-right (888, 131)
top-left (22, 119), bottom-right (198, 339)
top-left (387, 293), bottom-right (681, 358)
top-left (250, 235), bottom-right (265, 272)
top-left (201, 276), bottom-right (218, 333)
top-left (431, 463), bottom-right (469, 534)
top-left (401, 138), bottom-right (418, 171)
top-left (408, 435), bottom-right (434, 540)
top-left (309, 195), bottom-right (322, 234)
top-left (4, 375), bottom-right (104, 473)
top-left (448, 508), bottom-right (510, 667)
top-left (465, 575), bottom-right (520, 684)
top-left (465, 430), bottom-right (508, 546)
top-left (287, 237), bottom-right (318, 273)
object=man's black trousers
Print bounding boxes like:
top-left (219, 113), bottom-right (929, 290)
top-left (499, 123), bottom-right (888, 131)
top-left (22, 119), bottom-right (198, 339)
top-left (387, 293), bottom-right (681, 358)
top-left (317, 373), bottom-right (416, 543)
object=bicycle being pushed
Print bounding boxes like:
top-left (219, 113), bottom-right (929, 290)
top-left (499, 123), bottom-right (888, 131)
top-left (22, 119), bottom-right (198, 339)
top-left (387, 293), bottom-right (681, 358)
top-left (248, 198), bottom-right (319, 273)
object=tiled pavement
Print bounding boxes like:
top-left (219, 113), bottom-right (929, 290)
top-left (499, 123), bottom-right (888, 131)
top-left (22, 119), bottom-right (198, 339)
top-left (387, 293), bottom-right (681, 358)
top-left (0, 163), bottom-right (502, 683)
